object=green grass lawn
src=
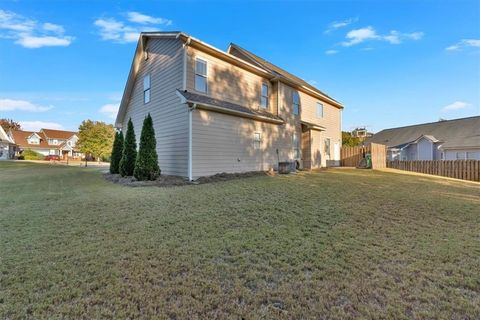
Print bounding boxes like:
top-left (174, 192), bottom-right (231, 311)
top-left (1, 162), bottom-right (479, 319)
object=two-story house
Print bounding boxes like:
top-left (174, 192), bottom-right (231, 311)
top-left (9, 128), bottom-right (82, 159)
top-left (115, 32), bottom-right (344, 180)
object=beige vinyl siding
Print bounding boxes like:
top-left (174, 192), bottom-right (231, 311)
top-left (122, 38), bottom-right (188, 176)
top-left (281, 83), bottom-right (341, 167)
top-left (185, 46), bottom-right (276, 115)
top-left (192, 109), bottom-right (298, 178)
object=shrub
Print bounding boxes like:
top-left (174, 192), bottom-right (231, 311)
top-left (134, 114), bottom-right (160, 181)
top-left (109, 131), bottom-right (124, 174)
top-left (22, 149), bottom-right (45, 160)
top-left (119, 118), bottom-right (137, 177)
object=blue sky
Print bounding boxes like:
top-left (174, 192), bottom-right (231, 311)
top-left (0, 0), bottom-right (479, 133)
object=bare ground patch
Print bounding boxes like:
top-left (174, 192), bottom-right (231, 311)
top-left (103, 171), bottom-right (271, 187)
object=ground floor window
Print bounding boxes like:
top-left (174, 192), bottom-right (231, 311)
top-left (293, 133), bottom-right (300, 159)
top-left (466, 152), bottom-right (478, 160)
top-left (253, 132), bottom-right (261, 149)
top-left (456, 152), bottom-right (466, 160)
top-left (324, 138), bottom-right (331, 157)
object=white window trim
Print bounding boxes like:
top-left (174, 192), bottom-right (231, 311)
top-left (260, 83), bottom-right (269, 109)
top-left (292, 92), bottom-right (300, 116)
top-left (324, 137), bottom-right (331, 157)
top-left (143, 74), bottom-right (151, 104)
top-left (254, 132), bottom-right (262, 149)
top-left (316, 102), bottom-right (324, 118)
top-left (293, 133), bottom-right (300, 159)
top-left (194, 57), bottom-right (208, 93)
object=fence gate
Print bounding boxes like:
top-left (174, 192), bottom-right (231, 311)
top-left (341, 143), bottom-right (386, 169)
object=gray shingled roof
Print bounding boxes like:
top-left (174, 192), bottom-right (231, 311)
top-left (177, 90), bottom-right (284, 122)
top-left (228, 44), bottom-right (340, 105)
top-left (366, 116), bottom-right (480, 149)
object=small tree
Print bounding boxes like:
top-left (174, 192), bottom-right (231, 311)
top-left (109, 131), bottom-right (124, 174)
top-left (134, 114), bottom-right (160, 181)
top-left (119, 118), bottom-right (137, 177)
top-left (77, 120), bottom-right (115, 163)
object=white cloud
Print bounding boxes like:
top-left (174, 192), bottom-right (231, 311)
top-left (441, 101), bottom-right (471, 112)
top-left (0, 99), bottom-right (52, 112)
top-left (308, 80), bottom-right (318, 85)
top-left (325, 49), bottom-right (338, 55)
top-left (0, 9), bottom-right (73, 48)
top-left (446, 39), bottom-right (480, 51)
top-left (383, 30), bottom-right (424, 44)
top-left (20, 121), bottom-right (64, 131)
top-left (342, 26), bottom-right (379, 46)
top-left (100, 103), bottom-right (119, 119)
top-left (42, 22), bottom-right (64, 33)
top-left (127, 11), bottom-right (172, 25)
top-left (341, 26), bottom-right (423, 47)
top-left (15, 35), bottom-right (72, 48)
top-left (94, 12), bottom-right (173, 43)
top-left (325, 17), bottom-right (358, 33)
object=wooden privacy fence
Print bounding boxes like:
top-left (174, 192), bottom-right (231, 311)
top-left (341, 143), bottom-right (386, 169)
top-left (387, 160), bottom-right (480, 182)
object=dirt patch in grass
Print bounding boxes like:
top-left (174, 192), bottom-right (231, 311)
top-left (103, 171), bottom-right (271, 187)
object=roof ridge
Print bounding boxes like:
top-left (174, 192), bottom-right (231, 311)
top-left (229, 43), bottom-right (339, 104)
top-left (380, 116), bottom-right (480, 132)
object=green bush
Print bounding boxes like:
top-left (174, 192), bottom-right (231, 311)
top-left (22, 149), bottom-right (45, 160)
top-left (119, 118), bottom-right (137, 177)
top-left (110, 131), bottom-right (124, 173)
top-left (134, 114), bottom-right (160, 181)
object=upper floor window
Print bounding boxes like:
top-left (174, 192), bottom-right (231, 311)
top-left (195, 58), bottom-right (207, 93)
top-left (316, 102), bottom-right (324, 118)
top-left (143, 74), bottom-right (151, 104)
top-left (260, 83), bottom-right (269, 109)
top-left (292, 91), bottom-right (300, 115)
top-left (28, 137), bottom-right (39, 145)
top-left (254, 132), bottom-right (261, 149)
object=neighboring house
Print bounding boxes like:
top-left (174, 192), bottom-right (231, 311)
top-left (366, 116), bottom-right (480, 161)
top-left (8, 128), bottom-right (82, 159)
top-left (0, 126), bottom-right (15, 160)
top-left (115, 32), bottom-right (343, 180)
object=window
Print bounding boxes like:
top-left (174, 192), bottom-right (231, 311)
top-left (195, 58), bottom-right (207, 93)
top-left (456, 152), bottom-right (465, 160)
top-left (260, 83), bottom-right (269, 108)
top-left (316, 102), bottom-right (324, 118)
top-left (466, 152), bottom-right (477, 160)
top-left (292, 91), bottom-right (300, 115)
top-left (143, 74), bottom-right (151, 104)
top-left (28, 137), bottom-right (39, 144)
top-left (293, 133), bottom-right (300, 158)
top-left (254, 132), bottom-right (261, 149)
top-left (324, 138), bottom-right (331, 157)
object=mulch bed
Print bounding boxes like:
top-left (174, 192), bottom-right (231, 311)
top-left (103, 171), bottom-right (272, 187)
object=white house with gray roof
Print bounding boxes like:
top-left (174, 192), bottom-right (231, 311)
top-left (366, 116), bottom-right (480, 161)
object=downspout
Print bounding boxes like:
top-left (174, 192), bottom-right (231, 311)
top-left (188, 103), bottom-right (197, 181)
top-left (182, 36), bottom-right (193, 180)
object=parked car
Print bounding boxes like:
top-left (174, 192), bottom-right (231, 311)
top-left (45, 155), bottom-right (60, 161)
